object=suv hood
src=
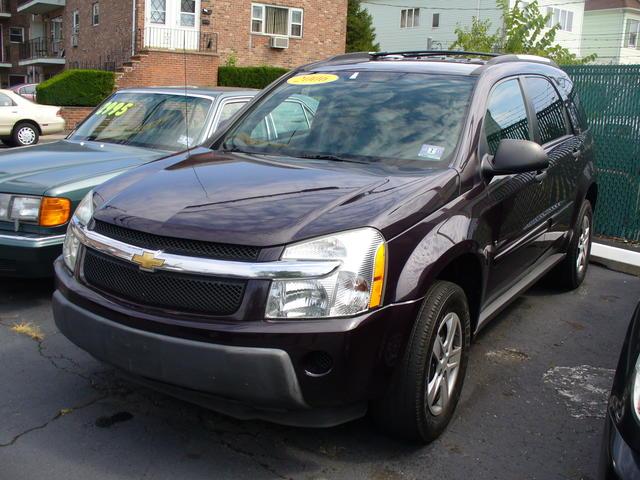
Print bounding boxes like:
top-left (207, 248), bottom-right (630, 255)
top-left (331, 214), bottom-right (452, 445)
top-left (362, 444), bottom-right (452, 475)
top-left (94, 150), bottom-right (459, 247)
top-left (0, 140), bottom-right (166, 196)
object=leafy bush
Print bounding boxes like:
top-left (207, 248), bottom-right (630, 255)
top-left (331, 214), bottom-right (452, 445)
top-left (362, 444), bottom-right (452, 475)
top-left (218, 66), bottom-right (289, 89)
top-left (37, 69), bottom-right (115, 107)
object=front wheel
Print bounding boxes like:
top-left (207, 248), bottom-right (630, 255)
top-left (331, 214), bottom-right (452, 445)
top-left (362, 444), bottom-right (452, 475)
top-left (11, 122), bottom-right (39, 147)
top-left (371, 281), bottom-right (471, 443)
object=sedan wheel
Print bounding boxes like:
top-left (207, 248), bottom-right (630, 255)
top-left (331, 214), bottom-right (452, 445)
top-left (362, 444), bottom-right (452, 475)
top-left (576, 214), bottom-right (591, 275)
top-left (17, 126), bottom-right (36, 145)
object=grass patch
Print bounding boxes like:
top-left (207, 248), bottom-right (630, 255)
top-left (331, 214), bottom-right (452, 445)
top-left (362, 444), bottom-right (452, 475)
top-left (11, 322), bottom-right (44, 342)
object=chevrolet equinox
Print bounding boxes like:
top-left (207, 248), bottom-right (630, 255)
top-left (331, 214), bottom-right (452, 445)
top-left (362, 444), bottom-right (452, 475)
top-left (53, 51), bottom-right (597, 442)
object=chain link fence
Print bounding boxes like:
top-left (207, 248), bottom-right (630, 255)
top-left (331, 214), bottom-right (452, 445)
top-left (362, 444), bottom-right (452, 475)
top-left (564, 65), bottom-right (640, 242)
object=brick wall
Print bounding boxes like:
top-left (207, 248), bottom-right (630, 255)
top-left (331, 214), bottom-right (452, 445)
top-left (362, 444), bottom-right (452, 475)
top-left (210, 0), bottom-right (348, 68)
top-left (60, 106), bottom-right (94, 130)
top-left (64, 0), bottom-right (133, 69)
top-left (115, 50), bottom-right (219, 89)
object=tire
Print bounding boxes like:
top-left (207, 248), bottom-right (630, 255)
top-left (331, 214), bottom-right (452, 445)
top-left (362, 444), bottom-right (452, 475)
top-left (371, 281), bottom-right (471, 443)
top-left (11, 122), bottom-right (39, 147)
top-left (550, 200), bottom-right (593, 290)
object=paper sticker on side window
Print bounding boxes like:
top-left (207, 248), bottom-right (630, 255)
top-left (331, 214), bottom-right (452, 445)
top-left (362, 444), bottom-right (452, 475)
top-left (418, 144), bottom-right (445, 160)
top-left (96, 101), bottom-right (135, 117)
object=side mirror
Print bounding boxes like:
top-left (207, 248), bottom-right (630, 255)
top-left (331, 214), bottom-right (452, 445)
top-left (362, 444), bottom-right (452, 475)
top-left (482, 139), bottom-right (549, 180)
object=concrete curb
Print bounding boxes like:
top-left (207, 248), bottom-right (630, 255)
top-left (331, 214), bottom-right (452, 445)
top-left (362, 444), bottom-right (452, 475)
top-left (592, 242), bottom-right (640, 277)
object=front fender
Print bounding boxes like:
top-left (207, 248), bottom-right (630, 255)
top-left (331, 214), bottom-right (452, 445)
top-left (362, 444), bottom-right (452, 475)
top-left (387, 213), bottom-right (486, 304)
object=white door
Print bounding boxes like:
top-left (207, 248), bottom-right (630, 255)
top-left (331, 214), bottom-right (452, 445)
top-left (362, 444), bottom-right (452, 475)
top-left (145, 0), bottom-right (200, 50)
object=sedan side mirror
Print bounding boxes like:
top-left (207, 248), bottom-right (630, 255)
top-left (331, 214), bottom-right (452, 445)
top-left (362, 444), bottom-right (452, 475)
top-left (482, 139), bottom-right (549, 180)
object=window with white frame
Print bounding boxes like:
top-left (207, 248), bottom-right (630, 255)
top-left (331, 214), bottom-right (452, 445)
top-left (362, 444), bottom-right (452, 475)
top-left (400, 8), bottom-right (419, 28)
top-left (73, 9), bottom-right (80, 35)
top-left (92, 3), bottom-right (99, 26)
top-left (251, 4), bottom-right (303, 38)
top-left (546, 7), bottom-right (573, 32)
top-left (626, 19), bottom-right (640, 48)
top-left (9, 27), bottom-right (24, 43)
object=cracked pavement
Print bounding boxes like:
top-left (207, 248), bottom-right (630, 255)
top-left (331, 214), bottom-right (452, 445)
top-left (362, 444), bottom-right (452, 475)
top-left (1, 265), bottom-right (639, 479)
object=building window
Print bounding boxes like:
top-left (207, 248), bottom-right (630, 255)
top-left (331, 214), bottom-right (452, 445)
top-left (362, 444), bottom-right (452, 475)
top-left (432, 13), bottom-right (440, 28)
top-left (180, 0), bottom-right (196, 27)
top-left (92, 3), bottom-right (99, 26)
top-left (400, 8), bottom-right (419, 28)
top-left (72, 9), bottom-right (80, 46)
top-left (546, 7), bottom-right (573, 32)
top-left (626, 19), bottom-right (640, 48)
top-left (9, 27), bottom-right (24, 43)
top-left (150, 0), bottom-right (167, 24)
top-left (251, 4), bottom-right (304, 38)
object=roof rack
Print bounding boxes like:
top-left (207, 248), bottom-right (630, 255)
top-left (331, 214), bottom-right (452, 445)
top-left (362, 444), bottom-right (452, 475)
top-left (371, 50), bottom-right (501, 59)
top-left (485, 54), bottom-right (559, 68)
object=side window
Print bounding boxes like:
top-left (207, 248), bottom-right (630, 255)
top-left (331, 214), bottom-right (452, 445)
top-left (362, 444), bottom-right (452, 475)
top-left (484, 79), bottom-right (530, 155)
top-left (217, 101), bottom-right (247, 129)
top-left (270, 100), bottom-right (310, 138)
top-left (523, 76), bottom-right (569, 144)
top-left (0, 93), bottom-right (14, 106)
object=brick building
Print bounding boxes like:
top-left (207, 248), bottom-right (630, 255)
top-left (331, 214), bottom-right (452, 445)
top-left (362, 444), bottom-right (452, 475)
top-left (0, 0), bottom-right (347, 89)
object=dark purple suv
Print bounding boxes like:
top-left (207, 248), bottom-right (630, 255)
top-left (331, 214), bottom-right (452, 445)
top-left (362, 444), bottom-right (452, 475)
top-left (52, 52), bottom-right (597, 442)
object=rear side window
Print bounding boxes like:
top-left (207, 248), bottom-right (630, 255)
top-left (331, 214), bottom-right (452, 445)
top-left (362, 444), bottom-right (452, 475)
top-left (218, 101), bottom-right (248, 128)
top-left (523, 76), bottom-right (569, 144)
top-left (484, 79), bottom-right (530, 155)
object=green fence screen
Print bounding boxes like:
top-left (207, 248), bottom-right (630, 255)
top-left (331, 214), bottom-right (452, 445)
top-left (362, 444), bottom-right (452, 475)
top-left (563, 65), bottom-right (640, 242)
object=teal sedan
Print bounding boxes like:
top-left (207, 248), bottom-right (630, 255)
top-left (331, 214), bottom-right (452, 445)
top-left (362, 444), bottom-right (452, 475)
top-left (0, 86), bottom-right (257, 277)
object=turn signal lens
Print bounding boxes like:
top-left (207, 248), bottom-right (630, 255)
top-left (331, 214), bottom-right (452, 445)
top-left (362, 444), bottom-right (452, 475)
top-left (369, 243), bottom-right (386, 308)
top-left (39, 197), bottom-right (71, 227)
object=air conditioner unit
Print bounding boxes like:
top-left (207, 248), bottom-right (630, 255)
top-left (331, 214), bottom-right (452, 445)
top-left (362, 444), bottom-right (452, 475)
top-left (270, 36), bottom-right (289, 49)
top-left (71, 34), bottom-right (78, 47)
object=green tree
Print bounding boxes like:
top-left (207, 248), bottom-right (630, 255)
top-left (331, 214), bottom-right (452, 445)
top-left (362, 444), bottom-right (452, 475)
top-left (451, 0), bottom-right (596, 65)
top-left (346, 0), bottom-right (380, 52)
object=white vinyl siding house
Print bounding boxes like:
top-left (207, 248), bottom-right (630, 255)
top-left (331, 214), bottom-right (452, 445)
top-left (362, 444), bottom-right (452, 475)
top-left (362, 0), bottom-right (585, 57)
top-left (583, 5), bottom-right (640, 64)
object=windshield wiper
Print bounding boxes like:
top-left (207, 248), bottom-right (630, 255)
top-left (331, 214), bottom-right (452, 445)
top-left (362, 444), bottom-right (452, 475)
top-left (296, 153), bottom-right (367, 164)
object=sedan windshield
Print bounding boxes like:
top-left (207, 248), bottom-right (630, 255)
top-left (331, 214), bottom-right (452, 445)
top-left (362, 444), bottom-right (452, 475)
top-left (222, 71), bottom-right (476, 166)
top-left (70, 92), bottom-right (213, 151)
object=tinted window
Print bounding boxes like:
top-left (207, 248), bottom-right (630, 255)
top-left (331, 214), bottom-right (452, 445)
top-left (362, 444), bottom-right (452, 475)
top-left (524, 76), bottom-right (569, 144)
top-left (485, 79), bottom-right (529, 155)
top-left (22, 85), bottom-right (36, 95)
top-left (223, 72), bottom-right (476, 166)
top-left (270, 99), bottom-right (310, 137)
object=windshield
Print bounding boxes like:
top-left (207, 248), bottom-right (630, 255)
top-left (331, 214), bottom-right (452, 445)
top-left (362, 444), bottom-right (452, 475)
top-left (71, 92), bottom-right (213, 151)
top-left (221, 71), bottom-right (476, 166)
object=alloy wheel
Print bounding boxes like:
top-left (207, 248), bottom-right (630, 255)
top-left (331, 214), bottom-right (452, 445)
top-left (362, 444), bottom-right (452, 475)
top-left (426, 312), bottom-right (462, 416)
top-left (576, 214), bottom-right (591, 275)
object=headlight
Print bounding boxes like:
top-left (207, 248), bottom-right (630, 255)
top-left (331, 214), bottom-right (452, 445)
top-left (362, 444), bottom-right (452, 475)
top-left (0, 193), bottom-right (71, 226)
top-left (10, 196), bottom-right (41, 222)
top-left (63, 190), bottom-right (94, 272)
top-left (266, 228), bottom-right (386, 319)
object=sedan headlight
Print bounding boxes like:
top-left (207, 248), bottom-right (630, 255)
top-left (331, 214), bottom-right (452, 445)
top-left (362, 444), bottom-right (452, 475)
top-left (266, 228), bottom-right (386, 319)
top-left (63, 190), bottom-right (94, 272)
top-left (0, 193), bottom-right (71, 226)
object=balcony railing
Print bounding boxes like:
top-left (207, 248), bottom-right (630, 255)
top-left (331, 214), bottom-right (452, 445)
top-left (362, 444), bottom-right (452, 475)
top-left (19, 37), bottom-right (64, 62)
top-left (136, 27), bottom-right (217, 53)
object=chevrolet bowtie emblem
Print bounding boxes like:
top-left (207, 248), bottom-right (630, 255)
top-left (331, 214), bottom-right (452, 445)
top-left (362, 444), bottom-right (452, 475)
top-left (131, 251), bottom-right (165, 272)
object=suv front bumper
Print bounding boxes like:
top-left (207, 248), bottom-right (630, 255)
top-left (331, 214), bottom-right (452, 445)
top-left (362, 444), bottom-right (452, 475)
top-left (0, 232), bottom-right (64, 277)
top-left (53, 258), bottom-right (422, 427)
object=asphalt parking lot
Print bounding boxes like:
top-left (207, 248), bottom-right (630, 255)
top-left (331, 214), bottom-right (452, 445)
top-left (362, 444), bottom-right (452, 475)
top-left (0, 264), bottom-right (638, 480)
